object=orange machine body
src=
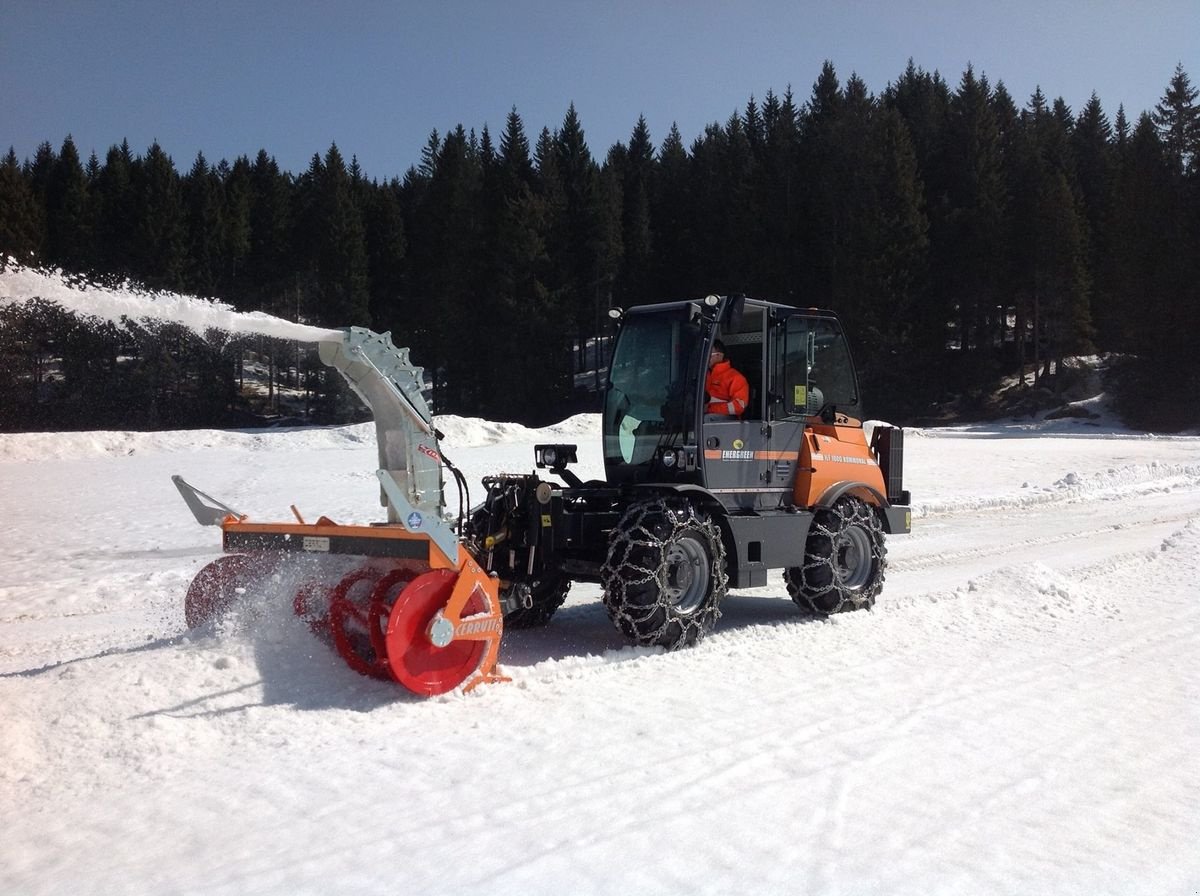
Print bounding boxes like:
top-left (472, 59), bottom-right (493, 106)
top-left (792, 420), bottom-right (887, 509)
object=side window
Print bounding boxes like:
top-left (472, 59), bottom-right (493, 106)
top-left (773, 315), bottom-right (861, 418)
top-left (716, 306), bottom-right (765, 418)
top-left (810, 319), bottom-right (859, 414)
top-left (777, 316), bottom-right (815, 417)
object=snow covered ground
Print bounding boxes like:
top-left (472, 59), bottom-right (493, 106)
top-left (2, 265), bottom-right (1199, 895)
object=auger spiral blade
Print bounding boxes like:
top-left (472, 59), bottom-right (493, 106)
top-left (184, 554), bottom-right (279, 629)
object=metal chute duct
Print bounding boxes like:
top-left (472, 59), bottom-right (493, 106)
top-left (318, 328), bottom-right (444, 522)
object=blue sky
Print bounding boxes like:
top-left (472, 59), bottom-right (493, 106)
top-left (3, 1), bottom-right (1196, 180)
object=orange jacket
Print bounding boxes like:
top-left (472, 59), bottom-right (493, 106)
top-left (705, 360), bottom-right (750, 417)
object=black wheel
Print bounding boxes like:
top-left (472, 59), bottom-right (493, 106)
top-left (601, 498), bottom-right (728, 649)
top-left (502, 576), bottom-right (571, 629)
top-left (785, 496), bottom-right (886, 615)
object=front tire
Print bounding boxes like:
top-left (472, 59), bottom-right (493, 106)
top-left (785, 496), bottom-right (886, 615)
top-left (502, 576), bottom-right (571, 629)
top-left (601, 499), bottom-right (728, 649)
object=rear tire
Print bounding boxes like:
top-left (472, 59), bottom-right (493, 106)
top-left (785, 496), bottom-right (885, 615)
top-left (602, 499), bottom-right (727, 649)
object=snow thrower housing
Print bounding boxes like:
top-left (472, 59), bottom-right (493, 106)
top-left (175, 296), bottom-right (911, 696)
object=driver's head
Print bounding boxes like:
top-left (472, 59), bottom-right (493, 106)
top-left (709, 339), bottom-right (726, 369)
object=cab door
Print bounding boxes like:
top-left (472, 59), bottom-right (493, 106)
top-left (758, 312), bottom-right (814, 504)
top-left (700, 309), bottom-right (804, 511)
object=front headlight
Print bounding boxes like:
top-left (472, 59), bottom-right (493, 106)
top-left (661, 450), bottom-right (677, 468)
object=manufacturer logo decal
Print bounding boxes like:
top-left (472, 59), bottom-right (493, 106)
top-left (733, 438), bottom-right (745, 450)
top-left (418, 443), bottom-right (440, 461)
top-left (406, 511), bottom-right (423, 529)
top-left (456, 616), bottom-right (503, 636)
top-left (721, 449), bottom-right (755, 461)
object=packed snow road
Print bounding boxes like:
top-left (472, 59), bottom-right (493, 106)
top-left (1, 416), bottom-right (1198, 895)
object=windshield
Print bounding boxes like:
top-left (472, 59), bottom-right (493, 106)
top-left (604, 309), bottom-right (702, 469)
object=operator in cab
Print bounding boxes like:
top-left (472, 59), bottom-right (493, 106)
top-left (705, 339), bottom-right (750, 418)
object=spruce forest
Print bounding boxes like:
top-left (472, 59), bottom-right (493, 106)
top-left (1, 61), bottom-right (1198, 432)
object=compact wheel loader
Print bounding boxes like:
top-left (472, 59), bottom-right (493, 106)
top-left (175, 295), bottom-right (911, 696)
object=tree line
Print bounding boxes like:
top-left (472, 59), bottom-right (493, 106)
top-left (1, 59), bottom-right (1198, 431)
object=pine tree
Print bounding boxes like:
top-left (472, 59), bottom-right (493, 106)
top-left (1106, 113), bottom-right (1197, 427)
top-left (551, 104), bottom-right (611, 365)
top-left (406, 125), bottom-right (484, 411)
top-left (798, 62), bottom-right (845, 305)
top-left (1072, 93), bottom-right (1118, 348)
top-left (884, 63), bottom-right (952, 364)
top-left (756, 87), bottom-right (801, 298)
top-left (1010, 90), bottom-right (1093, 387)
top-left (183, 152), bottom-right (224, 294)
top-left (940, 66), bottom-right (1007, 390)
top-left (360, 177), bottom-right (406, 333)
top-left (860, 107), bottom-right (930, 412)
top-left (219, 156), bottom-right (252, 291)
top-left (133, 141), bottom-right (186, 289)
top-left (883, 60), bottom-right (951, 181)
top-left (480, 107), bottom-right (568, 418)
top-left (823, 72), bottom-right (877, 320)
top-left (244, 149), bottom-right (293, 307)
top-left (1114, 105), bottom-right (1131, 155)
top-left (649, 123), bottom-right (694, 296)
top-left (809, 60), bottom-right (844, 127)
top-left (27, 141), bottom-right (56, 220)
top-left (306, 143), bottom-right (370, 327)
top-left (0, 148), bottom-right (42, 262)
top-left (44, 135), bottom-right (91, 269)
top-left (615, 115), bottom-right (654, 308)
top-left (744, 95), bottom-right (764, 155)
top-left (92, 141), bottom-right (137, 276)
top-left (1153, 63), bottom-right (1199, 175)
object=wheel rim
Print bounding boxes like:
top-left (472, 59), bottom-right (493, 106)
top-left (663, 535), bottom-right (710, 614)
top-left (835, 525), bottom-right (873, 591)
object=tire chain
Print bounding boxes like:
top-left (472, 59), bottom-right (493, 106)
top-left (601, 498), bottom-right (728, 648)
top-left (787, 497), bottom-right (886, 615)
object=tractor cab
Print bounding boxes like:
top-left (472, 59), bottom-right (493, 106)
top-left (603, 295), bottom-right (864, 511)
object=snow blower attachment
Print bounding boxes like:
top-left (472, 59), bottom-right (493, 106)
top-left (173, 327), bottom-right (505, 696)
top-left (176, 297), bottom-right (912, 698)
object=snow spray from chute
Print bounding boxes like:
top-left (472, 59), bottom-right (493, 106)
top-left (0, 258), bottom-right (342, 343)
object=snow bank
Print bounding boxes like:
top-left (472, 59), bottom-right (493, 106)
top-left (0, 414), bottom-right (603, 463)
